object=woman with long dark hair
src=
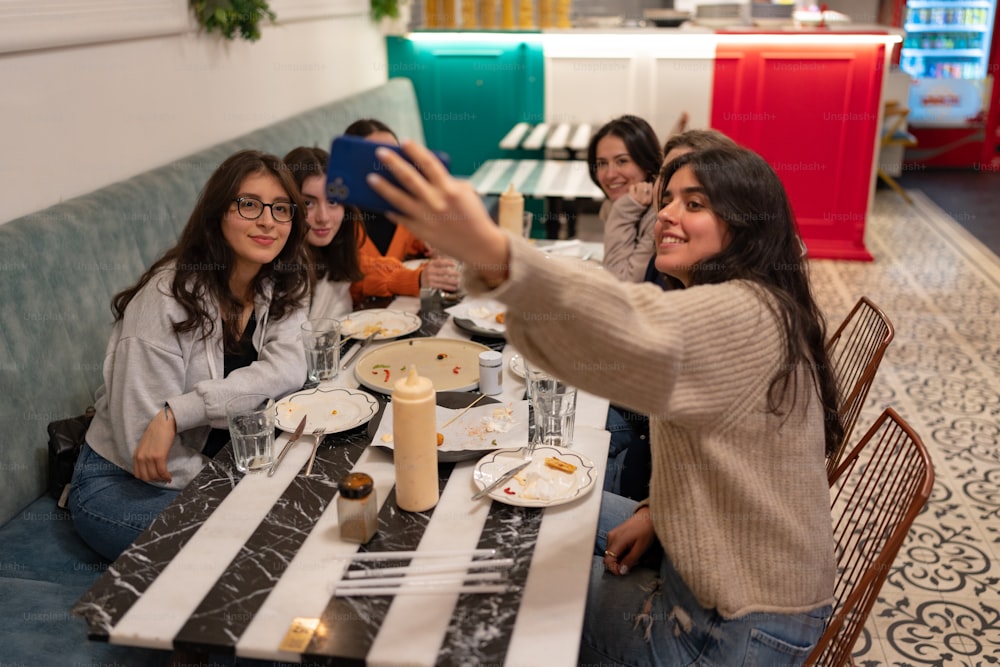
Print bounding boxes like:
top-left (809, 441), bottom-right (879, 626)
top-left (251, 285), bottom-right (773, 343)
top-left (69, 150), bottom-right (310, 560)
top-left (587, 115), bottom-right (663, 283)
top-left (367, 141), bottom-right (841, 666)
top-left (283, 146), bottom-right (362, 317)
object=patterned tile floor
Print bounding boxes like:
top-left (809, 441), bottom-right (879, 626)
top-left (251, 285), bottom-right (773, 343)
top-left (810, 190), bottom-right (1000, 667)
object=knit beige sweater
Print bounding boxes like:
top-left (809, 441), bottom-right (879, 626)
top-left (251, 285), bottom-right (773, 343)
top-left (468, 235), bottom-right (835, 618)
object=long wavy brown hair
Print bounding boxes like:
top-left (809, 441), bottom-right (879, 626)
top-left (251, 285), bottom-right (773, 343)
top-left (658, 146), bottom-right (844, 455)
top-left (112, 150), bottom-right (311, 351)
top-left (283, 146), bottom-right (362, 283)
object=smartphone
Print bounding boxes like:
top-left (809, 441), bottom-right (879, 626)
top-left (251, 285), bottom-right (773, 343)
top-left (326, 134), bottom-right (450, 214)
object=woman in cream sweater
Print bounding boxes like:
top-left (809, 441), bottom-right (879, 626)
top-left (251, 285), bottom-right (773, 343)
top-left (367, 141), bottom-right (842, 666)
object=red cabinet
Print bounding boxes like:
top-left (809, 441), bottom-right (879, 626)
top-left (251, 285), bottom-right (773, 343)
top-left (712, 36), bottom-right (889, 261)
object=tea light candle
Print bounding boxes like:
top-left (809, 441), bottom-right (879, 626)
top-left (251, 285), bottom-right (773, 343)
top-left (498, 183), bottom-right (524, 237)
top-left (392, 365), bottom-right (439, 512)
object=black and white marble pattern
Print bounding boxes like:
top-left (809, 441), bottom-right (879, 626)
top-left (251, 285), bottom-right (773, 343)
top-left (811, 190), bottom-right (1000, 666)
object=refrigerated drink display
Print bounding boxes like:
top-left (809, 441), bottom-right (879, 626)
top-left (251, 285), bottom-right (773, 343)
top-left (899, 0), bottom-right (996, 126)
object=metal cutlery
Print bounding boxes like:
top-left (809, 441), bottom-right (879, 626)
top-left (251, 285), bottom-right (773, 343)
top-left (302, 426), bottom-right (326, 477)
top-left (268, 415), bottom-right (307, 477)
top-left (471, 460), bottom-right (532, 501)
top-left (341, 332), bottom-right (378, 370)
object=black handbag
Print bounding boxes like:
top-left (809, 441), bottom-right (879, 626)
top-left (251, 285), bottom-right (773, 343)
top-left (47, 407), bottom-right (95, 508)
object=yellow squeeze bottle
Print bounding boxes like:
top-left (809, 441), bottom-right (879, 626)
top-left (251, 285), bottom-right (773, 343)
top-left (391, 366), bottom-right (439, 512)
top-left (498, 183), bottom-right (525, 237)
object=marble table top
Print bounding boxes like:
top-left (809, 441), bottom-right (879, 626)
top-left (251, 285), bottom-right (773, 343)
top-left (73, 296), bottom-right (611, 665)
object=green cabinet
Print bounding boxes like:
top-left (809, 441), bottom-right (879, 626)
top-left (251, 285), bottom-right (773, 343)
top-left (386, 33), bottom-right (545, 177)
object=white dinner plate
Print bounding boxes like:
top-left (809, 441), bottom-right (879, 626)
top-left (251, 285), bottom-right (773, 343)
top-left (341, 309), bottom-right (421, 341)
top-left (354, 337), bottom-right (491, 394)
top-left (371, 398), bottom-right (530, 462)
top-left (275, 387), bottom-right (379, 434)
top-left (446, 298), bottom-right (506, 338)
top-left (473, 445), bottom-right (597, 508)
top-left (508, 354), bottom-right (525, 380)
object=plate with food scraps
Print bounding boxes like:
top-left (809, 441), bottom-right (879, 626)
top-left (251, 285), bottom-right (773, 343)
top-left (371, 393), bottom-right (530, 462)
top-left (354, 337), bottom-right (492, 394)
top-left (473, 445), bottom-right (597, 508)
top-left (341, 309), bottom-right (421, 341)
top-left (275, 386), bottom-right (379, 434)
top-left (446, 298), bottom-right (506, 339)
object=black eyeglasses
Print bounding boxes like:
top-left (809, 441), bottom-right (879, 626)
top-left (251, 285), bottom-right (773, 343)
top-left (232, 197), bottom-right (296, 224)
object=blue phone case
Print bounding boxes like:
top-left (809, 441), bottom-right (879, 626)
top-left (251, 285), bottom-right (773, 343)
top-left (326, 135), bottom-right (450, 214)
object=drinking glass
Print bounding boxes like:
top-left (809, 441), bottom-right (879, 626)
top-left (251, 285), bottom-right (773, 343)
top-left (226, 394), bottom-right (276, 473)
top-left (532, 382), bottom-right (577, 449)
top-left (302, 318), bottom-right (341, 382)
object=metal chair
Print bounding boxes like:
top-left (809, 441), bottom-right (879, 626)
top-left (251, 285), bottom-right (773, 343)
top-left (806, 407), bottom-right (935, 666)
top-left (877, 101), bottom-right (918, 204)
top-left (826, 297), bottom-right (895, 479)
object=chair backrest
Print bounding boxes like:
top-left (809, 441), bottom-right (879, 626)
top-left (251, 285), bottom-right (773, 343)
top-left (806, 407), bottom-right (934, 667)
top-left (825, 297), bottom-right (895, 478)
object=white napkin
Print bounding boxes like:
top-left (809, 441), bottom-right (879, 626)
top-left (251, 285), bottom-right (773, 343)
top-left (372, 400), bottom-right (529, 454)
top-left (445, 297), bottom-right (506, 333)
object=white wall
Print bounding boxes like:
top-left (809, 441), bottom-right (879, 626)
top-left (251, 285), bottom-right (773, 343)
top-left (0, 11), bottom-right (388, 224)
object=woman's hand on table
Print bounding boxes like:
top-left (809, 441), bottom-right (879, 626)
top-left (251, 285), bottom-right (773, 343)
top-left (603, 506), bottom-right (656, 576)
top-left (369, 141), bottom-right (510, 287)
top-left (420, 256), bottom-right (461, 292)
top-left (134, 407), bottom-right (176, 483)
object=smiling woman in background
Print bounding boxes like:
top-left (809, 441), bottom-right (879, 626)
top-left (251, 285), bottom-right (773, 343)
top-left (284, 146), bottom-right (363, 318)
top-left (587, 115), bottom-right (662, 283)
top-left (366, 140), bottom-right (841, 666)
top-left (68, 150), bottom-right (310, 561)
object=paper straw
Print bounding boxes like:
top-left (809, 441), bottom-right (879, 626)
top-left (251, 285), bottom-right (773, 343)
top-left (343, 548), bottom-right (497, 561)
top-left (344, 558), bottom-right (515, 579)
top-left (337, 572), bottom-right (504, 589)
top-left (335, 584), bottom-right (517, 597)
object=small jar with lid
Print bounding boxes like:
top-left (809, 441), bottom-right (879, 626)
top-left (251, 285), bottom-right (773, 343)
top-left (479, 350), bottom-right (503, 396)
top-left (338, 472), bottom-right (378, 544)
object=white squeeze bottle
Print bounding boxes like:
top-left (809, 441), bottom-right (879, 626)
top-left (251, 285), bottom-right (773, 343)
top-left (498, 182), bottom-right (524, 237)
top-left (392, 365), bottom-right (439, 512)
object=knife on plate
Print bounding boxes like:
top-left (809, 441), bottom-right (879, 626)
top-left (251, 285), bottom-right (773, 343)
top-left (341, 331), bottom-right (378, 370)
top-left (268, 415), bottom-right (307, 477)
top-left (471, 460), bottom-right (532, 501)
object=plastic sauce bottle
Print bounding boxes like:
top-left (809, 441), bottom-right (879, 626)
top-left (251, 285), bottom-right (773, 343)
top-left (338, 472), bottom-right (377, 544)
top-left (392, 366), bottom-right (439, 512)
top-left (498, 183), bottom-right (524, 237)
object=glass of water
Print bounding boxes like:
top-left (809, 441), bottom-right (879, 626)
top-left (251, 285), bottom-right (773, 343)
top-left (301, 318), bottom-right (341, 383)
top-left (532, 381), bottom-right (577, 449)
top-left (226, 394), bottom-right (276, 473)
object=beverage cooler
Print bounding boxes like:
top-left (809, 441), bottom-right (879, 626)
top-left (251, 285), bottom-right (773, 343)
top-left (894, 0), bottom-right (1000, 167)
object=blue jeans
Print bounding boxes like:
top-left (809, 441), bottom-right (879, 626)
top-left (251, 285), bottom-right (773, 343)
top-left (579, 493), bottom-right (831, 667)
top-left (68, 443), bottom-right (179, 561)
top-left (604, 406), bottom-right (651, 501)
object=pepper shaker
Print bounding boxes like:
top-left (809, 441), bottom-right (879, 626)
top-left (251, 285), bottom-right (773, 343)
top-left (338, 472), bottom-right (378, 544)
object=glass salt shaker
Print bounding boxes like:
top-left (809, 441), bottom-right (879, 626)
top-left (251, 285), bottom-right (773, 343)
top-left (338, 472), bottom-right (377, 544)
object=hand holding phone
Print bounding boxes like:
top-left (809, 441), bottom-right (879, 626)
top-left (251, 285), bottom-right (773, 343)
top-left (326, 135), bottom-right (451, 215)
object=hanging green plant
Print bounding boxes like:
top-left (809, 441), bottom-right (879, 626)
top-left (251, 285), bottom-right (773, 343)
top-left (190, 0), bottom-right (276, 42)
top-left (370, 0), bottom-right (401, 22)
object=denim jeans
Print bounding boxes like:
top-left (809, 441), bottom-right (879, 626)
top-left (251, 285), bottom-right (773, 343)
top-left (579, 493), bottom-right (831, 667)
top-left (604, 406), bottom-right (651, 501)
top-left (68, 443), bottom-right (179, 561)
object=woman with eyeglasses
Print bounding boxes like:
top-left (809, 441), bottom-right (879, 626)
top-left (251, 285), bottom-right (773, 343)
top-left (68, 150), bottom-right (311, 561)
top-left (283, 146), bottom-right (363, 319)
